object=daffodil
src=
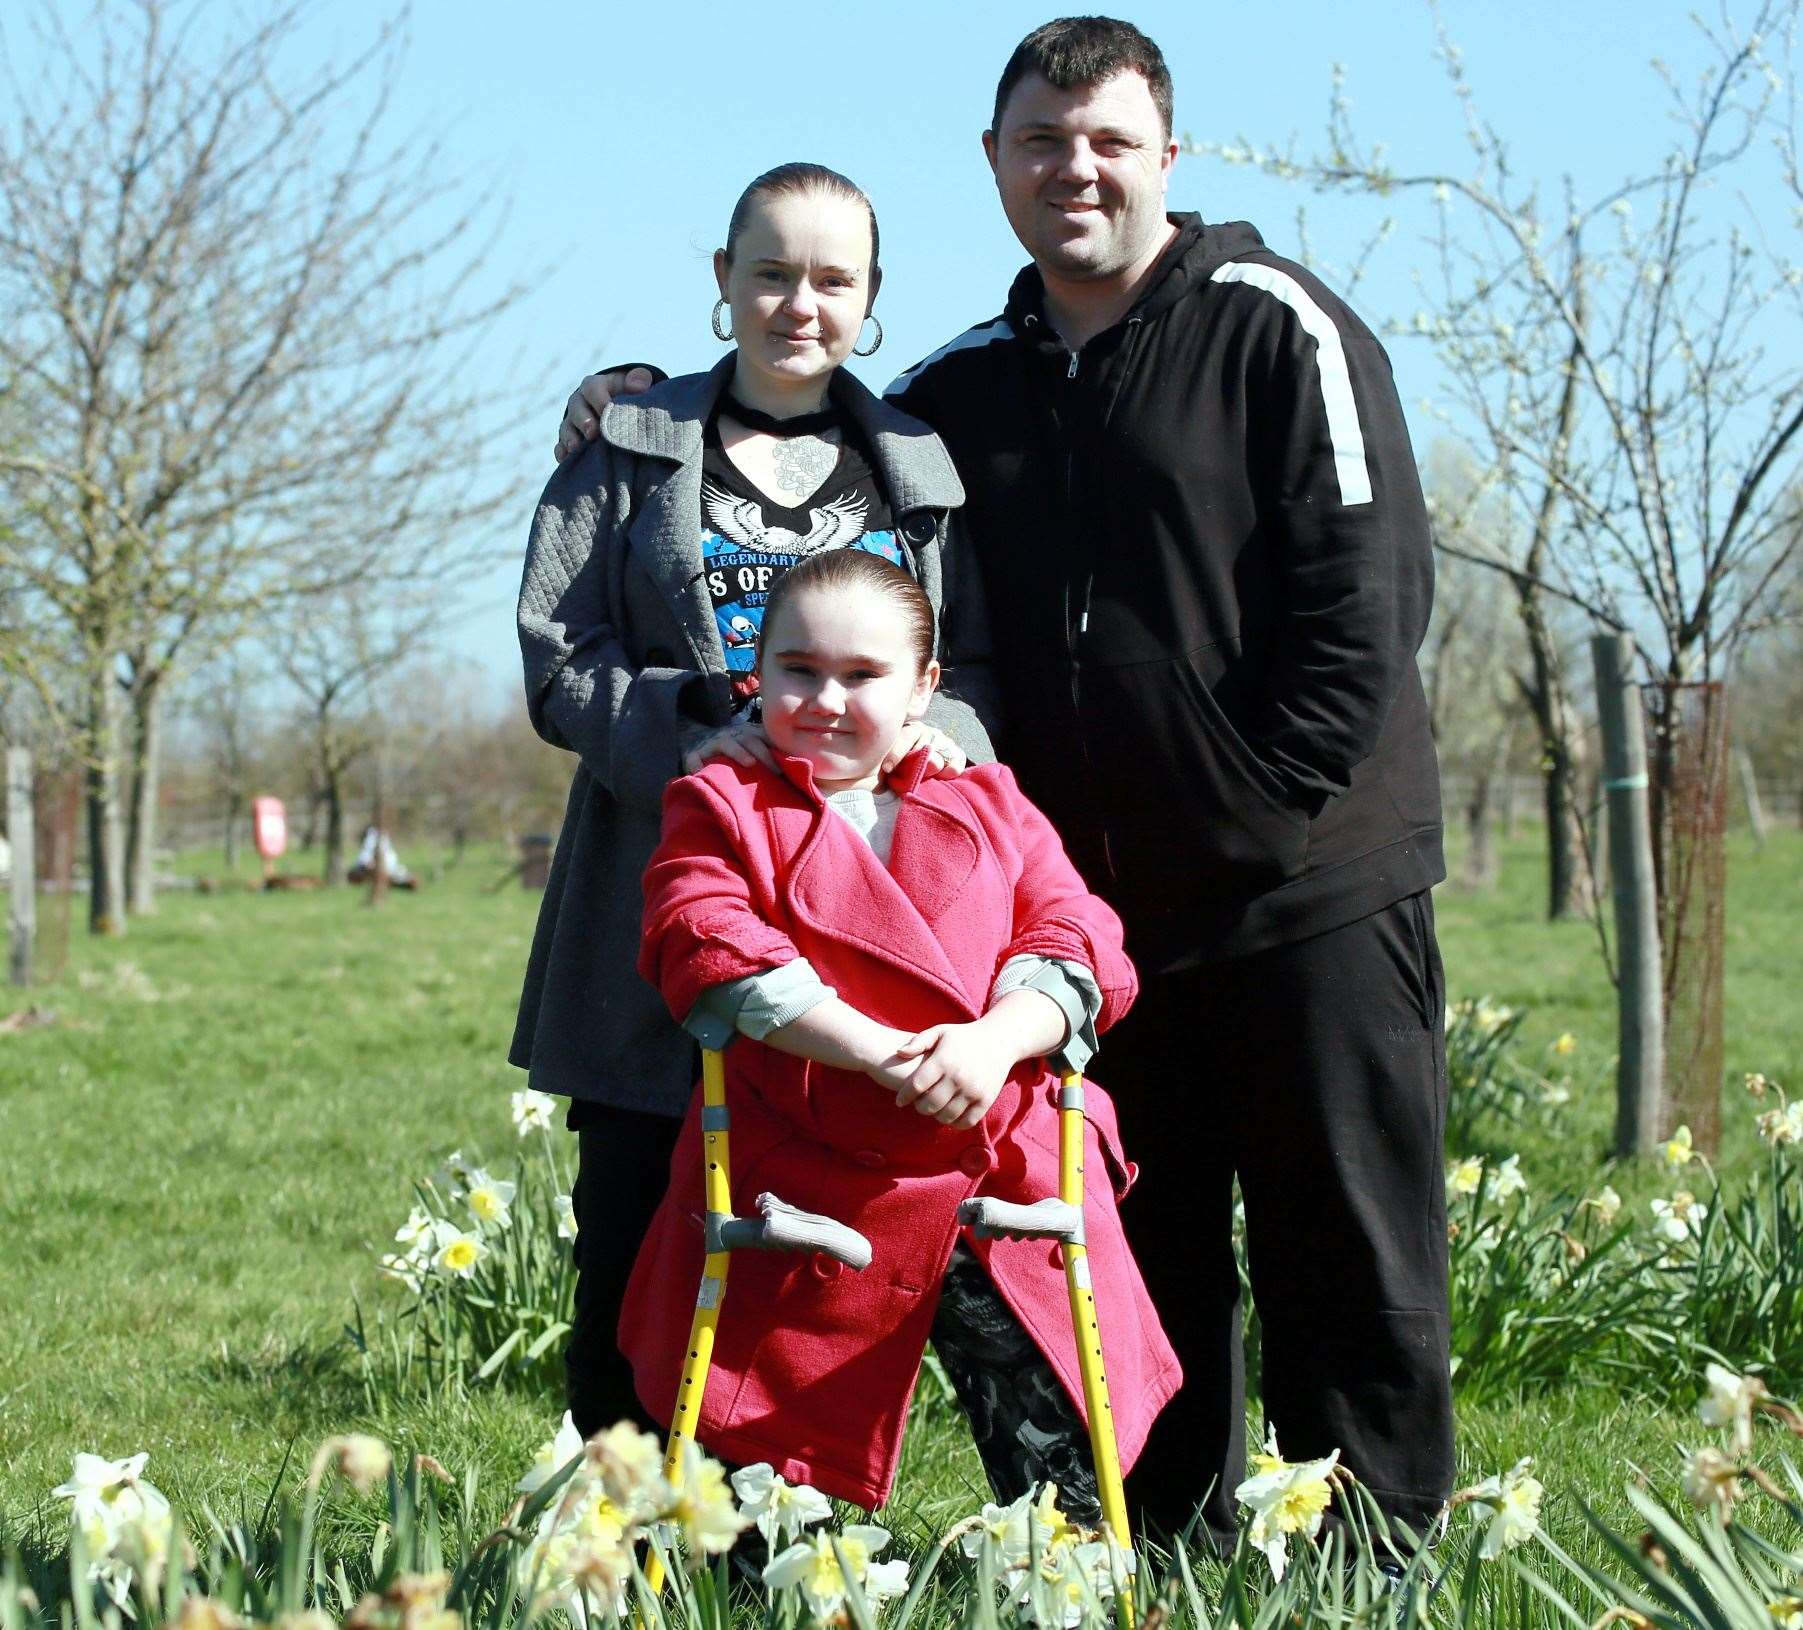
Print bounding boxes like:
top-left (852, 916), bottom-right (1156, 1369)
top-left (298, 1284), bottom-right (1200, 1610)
top-left (1757, 1102), bottom-right (1803, 1147)
top-left (1467, 1458), bottom-right (1543, 1558)
top-left (394, 1207), bottom-right (435, 1251)
top-left (518, 1413), bottom-right (586, 1497)
top-left (763, 1525), bottom-right (894, 1618)
top-left (1473, 999), bottom-right (1513, 1035)
top-left (1699, 1362), bottom-right (1763, 1456)
top-left (959, 1491), bottom-right (1035, 1570)
top-left (1651, 1190), bottom-right (1707, 1243)
top-left (1745, 1073), bottom-right (1771, 1099)
top-left (1664, 1125), bottom-right (1696, 1168)
top-left (53, 1451), bottom-right (171, 1556)
top-left (1680, 1446), bottom-right (1741, 1522)
top-left (329, 1434), bottom-right (393, 1496)
top-left (462, 1169), bottom-right (516, 1229)
top-left (1234, 1432), bottom-right (1339, 1581)
top-left (555, 1193), bottom-right (579, 1241)
top-left (1586, 1185), bottom-right (1623, 1227)
top-left (379, 1251), bottom-right (426, 1293)
top-left (433, 1224), bottom-right (487, 1277)
top-left (1485, 1154), bottom-right (1528, 1202)
top-left (588, 1420), bottom-right (669, 1518)
top-left (511, 1089), bottom-right (557, 1135)
top-left (433, 1149), bottom-right (476, 1194)
top-left (666, 1444), bottom-right (747, 1560)
top-left (1446, 1157), bottom-right (1485, 1200)
top-left (1551, 1032), bottom-right (1578, 1057)
top-left (1769, 1597), bottom-right (1803, 1628)
top-left (730, 1463), bottom-right (832, 1546)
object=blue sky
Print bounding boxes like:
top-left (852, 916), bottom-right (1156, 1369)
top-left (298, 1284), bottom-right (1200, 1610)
top-left (11, 1), bottom-right (1777, 693)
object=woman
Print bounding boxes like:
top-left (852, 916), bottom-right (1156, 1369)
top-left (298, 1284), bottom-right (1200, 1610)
top-left (511, 163), bottom-right (997, 1439)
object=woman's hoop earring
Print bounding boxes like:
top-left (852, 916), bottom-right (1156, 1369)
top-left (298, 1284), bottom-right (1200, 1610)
top-left (853, 314), bottom-right (884, 357)
top-left (711, 299), bottom-right (734, 343)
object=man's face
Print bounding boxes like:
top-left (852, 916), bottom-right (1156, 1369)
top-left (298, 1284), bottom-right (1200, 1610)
top-left (983, 69), bottom-right (1177, 286)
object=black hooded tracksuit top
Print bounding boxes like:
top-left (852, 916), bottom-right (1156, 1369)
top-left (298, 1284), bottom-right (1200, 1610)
top-left (887, 215), bottom-right (1444, 970)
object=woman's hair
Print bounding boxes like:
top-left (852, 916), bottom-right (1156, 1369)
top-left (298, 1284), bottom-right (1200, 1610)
top-left (758, 550), bottom-right (936, 676)
top-left (723, 162), bottom-right (881, 275)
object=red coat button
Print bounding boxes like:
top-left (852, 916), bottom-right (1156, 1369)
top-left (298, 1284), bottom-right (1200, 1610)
top-left (959, 1146), bottom-right (992, 1177)
top-left (811, 1254), bottom-right (843, 1281)
top-left (852, 1149), bottom-right (887, 1169)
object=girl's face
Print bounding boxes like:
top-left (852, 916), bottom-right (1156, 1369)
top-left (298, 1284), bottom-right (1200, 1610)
top-left (714, 190), bottom-right (879, 401)
top-left (758, 583), bottom-right (939, 793)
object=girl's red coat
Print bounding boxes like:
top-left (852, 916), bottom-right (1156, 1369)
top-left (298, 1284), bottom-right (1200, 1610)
top-left (622, 750), bottom-right (1181, 1508)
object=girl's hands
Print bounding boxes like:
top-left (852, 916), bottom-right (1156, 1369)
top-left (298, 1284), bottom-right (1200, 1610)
top-left (880, 723), bottom-right (966, 778)
top-left (683, 720), bottom-right (778, 774)
top-left (890, 1018), bottom-right (1018, 1130)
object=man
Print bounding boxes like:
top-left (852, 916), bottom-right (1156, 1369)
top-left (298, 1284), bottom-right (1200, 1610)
top-left (557, 16), bottom-right (1453, 1547)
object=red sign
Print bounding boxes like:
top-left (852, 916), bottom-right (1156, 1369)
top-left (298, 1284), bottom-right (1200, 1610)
top-left (252, 796), bottom-right (288, 861)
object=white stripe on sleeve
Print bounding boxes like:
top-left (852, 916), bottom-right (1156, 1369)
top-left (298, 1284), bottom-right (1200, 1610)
top-left (1209, 261), bottom-right (1374, 506)
top-left (885, 317), bottom-right (1013, 398)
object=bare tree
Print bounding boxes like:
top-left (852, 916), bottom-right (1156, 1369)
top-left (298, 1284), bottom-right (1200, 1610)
top-left (0, 0), bottom-right (527, 932)
top-left (279, 592), bottom-right (437, 886)
top-left (1193, 0), bottom-right (1803, 916)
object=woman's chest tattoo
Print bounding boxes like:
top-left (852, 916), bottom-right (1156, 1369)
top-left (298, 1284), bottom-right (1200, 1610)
top-left (769, 434), bottom-right (840, 500)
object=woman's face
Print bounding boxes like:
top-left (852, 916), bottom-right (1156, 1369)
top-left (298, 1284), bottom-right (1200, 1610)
top-left (759, 584), bottom-right (938, 793)
top-left (714, 190), bottom-right (879, 400)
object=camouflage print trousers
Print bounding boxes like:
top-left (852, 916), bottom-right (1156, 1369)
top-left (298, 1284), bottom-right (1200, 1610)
top-left (929, 1244), bottom-right (1100, 1527)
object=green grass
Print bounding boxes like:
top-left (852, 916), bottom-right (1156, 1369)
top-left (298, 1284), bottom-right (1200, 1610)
top-left (2, 829), bottom-right (1799, 1575)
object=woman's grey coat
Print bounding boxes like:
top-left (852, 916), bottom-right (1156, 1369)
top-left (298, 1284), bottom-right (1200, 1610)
top-left (511, 357), bottom-right (999, 1116)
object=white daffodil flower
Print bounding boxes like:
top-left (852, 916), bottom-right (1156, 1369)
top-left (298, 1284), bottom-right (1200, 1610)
top-left (53, 1451), bottom-right (174, 1586)
top-left (1757, 1101), bottom-right (1803, 1147)
top-left (329, 1434), bottom-right (393, 1496)
top-left (1485, 1154), bottom-right (1528, 1202)
top-left (555, 1193), bottom-right (579, 1242)
top-left (1651, 1190), bottom-right (1707, 1243)
top-left (1446, 1157), bottom-right (1485, 1201)
top-left (432, 1224), bottom-right (487, 1277)
top-left (519, 1412), bottom-right (587, 1496)
top-left (378, 1251), bottom-right (426, 1292)
top-left (1586, 1185), bottom-right (1623, 1227)
top-left (1467, 1458), bottom-right (1543, 1558)
top-left (1663, 1124), bottom-right (1696, 1168)
top-left (1473, 999), bottom-right (1513, 1035)
top-left (666, 1444), bottom-right (748, 1559)
top-left (1234, 1433), bottom-right (1339, 1581)
top-left (394, 1207), bottom-right (435, 1250)
top-left (463, 1169), bottom-right (516, 1229)
top-left (730, 1463), bottom-right (833, 1546)
top-left (511, 1089), bottom-right (557, 1135)
top-left (433, 1149), bottom-right (476, 1194)
top-left (1699, 1362), bottom-right (1763, 1456)
top-left (1681, 1445), bottom-right (1740, 1521)
top-left (959, 1490), bottom-right (1036, 1570)
top-left (764, 1524), bottom-right (893, 1618)
top-left (588, 1420), bottom-right (669, 1518)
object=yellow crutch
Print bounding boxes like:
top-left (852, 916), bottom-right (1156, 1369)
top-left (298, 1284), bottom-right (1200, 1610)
top-left (957, 1071), bottom-right (1133, 1617)
top-left (644, 1047), bottom-right (872, 1595)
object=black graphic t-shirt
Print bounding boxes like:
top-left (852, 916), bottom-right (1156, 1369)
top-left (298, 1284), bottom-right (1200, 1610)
top-left (699, 416), bottom-right (902, 704)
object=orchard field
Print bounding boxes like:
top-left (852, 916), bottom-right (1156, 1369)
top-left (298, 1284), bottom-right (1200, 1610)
top-left (2, 828), bottom-right (1800, 1626)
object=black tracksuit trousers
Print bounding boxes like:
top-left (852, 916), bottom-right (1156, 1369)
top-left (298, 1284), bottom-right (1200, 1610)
top-left (1106, 890), bottom-right (1455, 1547)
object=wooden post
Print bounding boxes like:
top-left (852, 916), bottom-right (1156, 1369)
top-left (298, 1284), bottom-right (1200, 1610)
top-left (8, 748), bottom-right (34, 987)
top-left (1736, 749), bottom-right (1767, 849)
top-left (1591, 634), bottom-right (1664, 1158)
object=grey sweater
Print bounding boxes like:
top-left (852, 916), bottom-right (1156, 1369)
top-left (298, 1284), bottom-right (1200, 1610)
top-left (510, 356), bottom-right (999, 1116)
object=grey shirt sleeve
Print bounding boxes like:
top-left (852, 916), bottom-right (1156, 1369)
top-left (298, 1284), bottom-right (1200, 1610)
top-left (990, 955), bottom-right (1103, 1076)
top-left (682, 958), bottom-right (837, 1048)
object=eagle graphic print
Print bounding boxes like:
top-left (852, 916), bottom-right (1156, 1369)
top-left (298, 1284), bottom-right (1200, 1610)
top-left (696, 434), bottom-right (902, 699)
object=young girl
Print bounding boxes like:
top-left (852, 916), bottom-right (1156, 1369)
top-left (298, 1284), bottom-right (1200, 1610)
top-left (621, 550), bottom-right (1179, 1520)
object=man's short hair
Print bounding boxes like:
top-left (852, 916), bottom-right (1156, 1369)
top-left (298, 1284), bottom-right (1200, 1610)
top-left (991, 16), bottom-right (1174, 140)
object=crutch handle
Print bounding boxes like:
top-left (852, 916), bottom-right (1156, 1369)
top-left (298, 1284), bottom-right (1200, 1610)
top-left (710, 1191), bottom-right (873, 1270)
top-left (958, 1194), bottom-right (1084, 1243)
